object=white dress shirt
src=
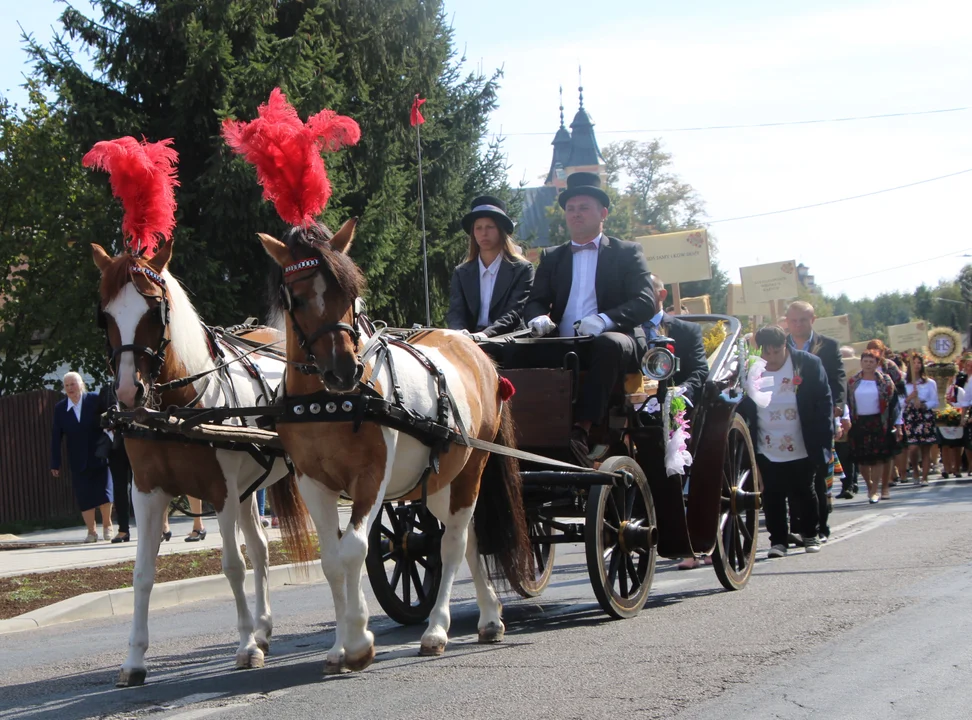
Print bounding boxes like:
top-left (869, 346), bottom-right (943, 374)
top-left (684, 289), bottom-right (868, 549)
top-left (559, 234), bottom-right (616, 337)
top-left (854, 379), bottom-right (904, 425)
top-left (477, 255), bottom-right (501, 329)
top-left (67, 394), bottom-right (83, 422)
top-left (905, 379), bottom-right (939, 410)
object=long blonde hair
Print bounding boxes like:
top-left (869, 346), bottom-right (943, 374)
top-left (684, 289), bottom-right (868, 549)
top-left (465, 226), bottom-right (526, 264)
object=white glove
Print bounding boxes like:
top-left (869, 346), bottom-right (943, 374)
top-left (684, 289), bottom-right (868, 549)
top-left (577, 314), bottom-right (606, 337)
top-left (459, 329), bottom-right (471, 337)
top-left (528, 315), bottom-right (557, 337)
top-left (469, 332), bottom-right (487, 342)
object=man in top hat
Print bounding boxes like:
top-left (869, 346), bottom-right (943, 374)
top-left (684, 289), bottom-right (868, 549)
top-left (446, 195), bottom-right (535, 339)
top-left (523, 171), bottom-right (654, 464)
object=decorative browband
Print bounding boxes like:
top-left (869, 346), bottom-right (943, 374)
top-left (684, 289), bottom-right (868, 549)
top-left (131, 265), bottom-right (166, 286)
top-left (284, 258), bottom-right (321, 276)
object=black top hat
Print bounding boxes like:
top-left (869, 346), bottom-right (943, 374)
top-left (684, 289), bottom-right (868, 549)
top-left (558, 171), bottom-right (610, 209)
top-left (461, 195), bottom-right (515, 236)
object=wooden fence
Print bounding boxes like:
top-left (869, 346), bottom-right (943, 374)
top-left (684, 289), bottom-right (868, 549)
top-left (0, 389), bottom-right (78, 526)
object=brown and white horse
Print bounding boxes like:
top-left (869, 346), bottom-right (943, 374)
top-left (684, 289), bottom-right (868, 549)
top-left (91, 241), bottom-right (312, 687)
top-left (259, 218), bottom-right (533, 672)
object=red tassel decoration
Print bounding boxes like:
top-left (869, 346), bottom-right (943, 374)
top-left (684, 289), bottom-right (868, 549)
top-left (498, 376), bottom-right (516, 402)
top-left (82, 137), bottom-right (179, 258)
top-left (222, 88), bottom-right (361, 226)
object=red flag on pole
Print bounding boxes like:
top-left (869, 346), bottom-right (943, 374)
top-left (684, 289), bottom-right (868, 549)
top-left (410, 95), bottom-right (426, 126)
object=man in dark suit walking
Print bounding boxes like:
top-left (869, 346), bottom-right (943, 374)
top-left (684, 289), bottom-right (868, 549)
top-left (645, 274), bottom-right (709, 405)
top-left (786, 301), bottom-right (846, 539)
top-left (523, 172), bottom-right (654, 465)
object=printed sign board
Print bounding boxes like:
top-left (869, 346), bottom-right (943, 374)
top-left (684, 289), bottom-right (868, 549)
top-left (681, 295), bottom-right (711, 314)
top-left (849, 341), bottom-right (870, 356)
top-left (635, 229), bottom-right (711, 284)
top-left (739, 260), bottom-right (800, 303)
top-left (727, 283), bottom-right (773, 317)
top-left (813, 315), bottom-right (852, 343)
top-left (887, 321), bottom-right (928, 351)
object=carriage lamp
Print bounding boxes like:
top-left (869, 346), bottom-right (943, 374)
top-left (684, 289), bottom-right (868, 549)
top-left (641, 346), bottom-right (678, 381)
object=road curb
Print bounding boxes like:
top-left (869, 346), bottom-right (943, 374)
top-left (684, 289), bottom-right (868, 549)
top-left (0, 561), bottom-right (324, 636)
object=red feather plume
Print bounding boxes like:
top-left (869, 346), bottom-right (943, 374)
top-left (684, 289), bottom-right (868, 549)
top-left (82, 137), bottom-right (179, 258)
top-left (222, 88), bottom-right (361, 227)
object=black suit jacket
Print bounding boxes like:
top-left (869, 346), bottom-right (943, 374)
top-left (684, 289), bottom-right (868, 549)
top-left (659, 313), bottom-right (709, 405)
top-left (51, 393), bottom-right (108, 476)
top-left (446, 256), bottom-right (534, 337)
top-left (787, 331), bottom-right (846, 411)
top-left (523, 236), bottom-right (654, 347)
top-left (739, 349), bottom-right (835, 465)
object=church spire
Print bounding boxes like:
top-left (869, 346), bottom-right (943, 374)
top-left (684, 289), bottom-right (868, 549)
top-left (566, 73), bottom-right (604, 170)
top-left (578, 65), bottom-right (584, 109)
top-left (545, 85), bottom-right (573, 187)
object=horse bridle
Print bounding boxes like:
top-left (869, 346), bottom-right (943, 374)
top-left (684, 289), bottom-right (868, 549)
top-left (97, 264), bottom-right (171, 385)
top-left (280, 256), bottom-right (361, 368)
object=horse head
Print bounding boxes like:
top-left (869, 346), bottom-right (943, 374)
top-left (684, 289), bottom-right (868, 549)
top-left (260, 217), bottom-right (365, 393)
top-left (91, 241), bottom-right (173, 408)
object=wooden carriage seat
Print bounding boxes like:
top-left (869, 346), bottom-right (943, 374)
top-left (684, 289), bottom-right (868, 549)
top-left (500, 368), bottom-right (573, 449)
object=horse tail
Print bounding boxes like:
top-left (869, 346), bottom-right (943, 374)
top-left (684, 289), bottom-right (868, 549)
top-left (267, 472), bottom-right (318, 575)
top-left (473, 400), bottom-right (534, 591)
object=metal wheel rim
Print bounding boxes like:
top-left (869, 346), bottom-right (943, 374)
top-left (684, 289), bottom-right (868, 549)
top-left (714, 420), bottom-right (758, 589)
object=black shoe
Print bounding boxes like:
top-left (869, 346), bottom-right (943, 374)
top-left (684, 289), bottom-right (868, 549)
top-left (836, 490), bottom-right (854, 499)
top-left (569, 426), bottom-right (595, 468)
top-left (787, 533), bottom-right (805, 548)
top-left (161, 530), bottom-right (172, 542)
top-left (111, 532), bottom-right (131, 544)
top-left (185, 528), bottom-right (207, 542)
top-left (943, 472), bottom-right (950, 479)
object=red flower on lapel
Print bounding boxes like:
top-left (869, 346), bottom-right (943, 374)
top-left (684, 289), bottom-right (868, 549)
top-left (792, 373), bottom-right (803, 387)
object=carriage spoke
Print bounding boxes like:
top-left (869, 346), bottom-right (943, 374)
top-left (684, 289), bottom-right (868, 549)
top-left (607, 548), bottom-right (620, 585)
top-left (402, 562), bottom-right (412, 605)
top-left (625, 554), bottom-right (639, 587)
top-left (618, 552), bottom-right (629, 597)
top-left (409, 565), bottom-right (426, 603)
top-left (389, 561), bottom-right (403, 594)
top-left (414, 556), bottom-right (431, 570)
top-left (624, 485), bottom-right (636, 520)
top-left (606, 492), bottom-right (622, 525)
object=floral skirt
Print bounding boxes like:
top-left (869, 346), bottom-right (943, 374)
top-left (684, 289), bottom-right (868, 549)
top-left (849, 414), bottom-right (895, 465)
top-left (904, 406), bottom-right (937, 445)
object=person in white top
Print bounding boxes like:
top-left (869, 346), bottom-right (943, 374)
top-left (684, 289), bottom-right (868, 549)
top-left (738, 325), bottom-right (834, 557)
top-left (847, 350), bottom-right (904, 503)
top-left (903, 353), bottom-right (939, 487)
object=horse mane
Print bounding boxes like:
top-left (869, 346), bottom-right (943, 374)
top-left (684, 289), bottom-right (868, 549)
top-left (266, 222), bottom-right (366, 316)
top-left (100, 252), bottom-right (213, 376)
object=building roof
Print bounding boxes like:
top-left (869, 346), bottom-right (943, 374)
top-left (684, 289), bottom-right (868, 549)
top-left (516, 186), bottom-right (558, 248)
top-left (565, 92), bottom-right (604, 169)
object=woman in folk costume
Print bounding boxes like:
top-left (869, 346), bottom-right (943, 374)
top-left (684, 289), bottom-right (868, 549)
top-left (446, 196), bottom-right (534, 340)
top-left (847, 350), bottom-right (903, 503)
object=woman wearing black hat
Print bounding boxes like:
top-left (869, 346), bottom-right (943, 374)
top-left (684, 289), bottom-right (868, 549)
top-left (446, 195), bottom-right (534, 340)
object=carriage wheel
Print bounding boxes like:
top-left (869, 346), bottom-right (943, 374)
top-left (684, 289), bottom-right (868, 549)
top-left (712, 415), bottom-right (761, 591)
top-left (584, 456), bottom-right (657, 619)
top-left (513, 515), bottom-right (556, 599)
top-left (365, 502), bottom-right (442, 625)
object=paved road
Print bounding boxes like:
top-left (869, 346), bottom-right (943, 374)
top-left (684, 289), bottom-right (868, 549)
top-left (2, 479), bottom-right (970, 720)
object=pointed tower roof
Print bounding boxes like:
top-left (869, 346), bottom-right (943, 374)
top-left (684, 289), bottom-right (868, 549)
top-left (565, 74), bottom-right (605, 169)
top-left (544, 86), bottom-right (572, 186)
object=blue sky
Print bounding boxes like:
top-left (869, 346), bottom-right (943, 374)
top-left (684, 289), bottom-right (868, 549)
top-left (4, 0), bottom-right (971, 301)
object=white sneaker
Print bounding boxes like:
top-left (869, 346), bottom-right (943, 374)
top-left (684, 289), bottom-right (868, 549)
top-left (768, 544), bottom-right (787, 558)
top-left (804, 537), bottom-right (822, 553)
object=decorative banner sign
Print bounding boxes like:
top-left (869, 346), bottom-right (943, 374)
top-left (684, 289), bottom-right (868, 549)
top-left (635, 228), bottom-right (711, 284)
top-left (682, 294), bottom-right (711, 314)
top-left (813, 314), bottom-right (852, 343)
top-left (887, 321), bottom-right (928, 351)
top-left (739, 260), bottom-right (799, 303)
top-left (727, 283), bottom-right (773, 317)
top-left (849, 341), bottom-right (870, 356)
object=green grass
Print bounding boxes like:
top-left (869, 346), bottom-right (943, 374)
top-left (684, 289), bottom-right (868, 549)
top-left (6, 577), bottom-right (51, 603)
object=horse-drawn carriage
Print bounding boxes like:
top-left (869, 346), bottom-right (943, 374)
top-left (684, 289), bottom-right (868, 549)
top-left (365, 316), bottom-right (760, 624)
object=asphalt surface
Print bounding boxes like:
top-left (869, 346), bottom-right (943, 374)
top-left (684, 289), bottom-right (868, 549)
top-left (1, 477), bottom-right (970, 720)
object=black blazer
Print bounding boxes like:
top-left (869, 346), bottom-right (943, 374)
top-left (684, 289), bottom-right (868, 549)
top-left (446, 256), bottom-right (534, 337)
top-left (660, 313), bottom-right (709, 405)
top-left (523, 236), bottom-right (655, 348)
top-left (738, 349), bottom-right (835, 465)
top-left (787, 332), bottom-right (846, 411)
top-left (51, 392), bottom-right (108, 476)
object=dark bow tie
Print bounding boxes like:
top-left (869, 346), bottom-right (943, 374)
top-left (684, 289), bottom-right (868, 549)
top-left (571, 242), bottom-right (597, 254)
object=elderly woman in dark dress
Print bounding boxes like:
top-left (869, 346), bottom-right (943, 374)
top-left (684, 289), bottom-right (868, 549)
top-left (446, 195), bottom-right (534, 340)
top-left (51, 372), bottom-right (113, 542)
top-left (848, 351), bottom-right (903, 503)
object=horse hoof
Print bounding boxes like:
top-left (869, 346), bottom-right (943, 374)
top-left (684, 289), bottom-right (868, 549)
top-left (344, 645), bottom-right (375, 672)
top-left (116, 668), bottom-right (147, 687)
top-left (478, 622), bottom-right (505, 644)
top-left (235, 650), bottom-right (265, 670)
top-left (419, 641), bottom-right (446, 656)
top-left (323, 659), bottom-right (344, 675)
top-left (256, 638), bottom-right (270, 655)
